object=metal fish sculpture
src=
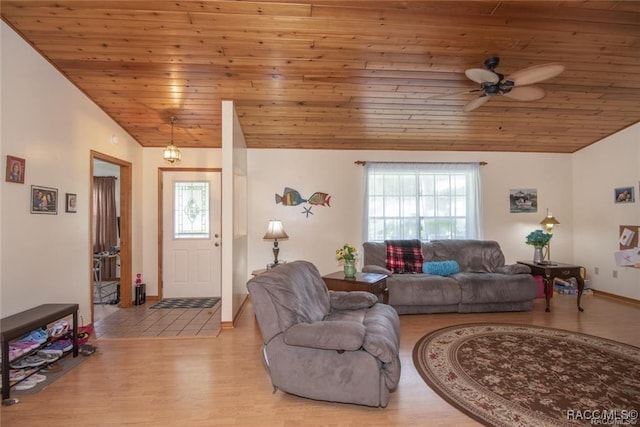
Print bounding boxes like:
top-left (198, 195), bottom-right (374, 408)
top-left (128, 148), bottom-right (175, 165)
top-left (275, 187), bottom-right (306, 206)
top-left (307, 192), bottom-right (331, 207)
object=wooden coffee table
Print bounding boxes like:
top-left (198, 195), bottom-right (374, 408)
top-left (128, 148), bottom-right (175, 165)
top-left (322, 271), bottom-right (389, 304)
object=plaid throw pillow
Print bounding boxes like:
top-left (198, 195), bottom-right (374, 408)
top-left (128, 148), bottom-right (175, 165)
top-left (385, 239), bottom-right (424, 273)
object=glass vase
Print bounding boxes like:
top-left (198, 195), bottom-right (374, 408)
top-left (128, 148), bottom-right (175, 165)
top-left (343, 259), bottom-right (357, 278)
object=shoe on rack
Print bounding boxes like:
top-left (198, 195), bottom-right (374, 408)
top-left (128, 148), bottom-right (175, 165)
top-left (23, 355), bottom-right (48, 368)
top-left (47, 320), bottom-right (70, 339)
top-left (46, 339), bottom-right (73, 353)
top-left (9, 370), bottom-right (26, 382)
top-left (30, 373), bottom-right (47, 383)
top-left (13, 338), bottom-right (40, 353)
top-left (36, 351), bottom-right (59, 363)
top-left (9, 345), bottom-right (25, 361)
top-left (38, 348), bottom-right (63, 357)
top-left (9, 359), bottom-right (31, 369)
top-left (27, 328), bottom-right (49, 344)
top-left (40, 363), bottom-right (63, 374)
top-left (13, 378), bottom-right (37, 391)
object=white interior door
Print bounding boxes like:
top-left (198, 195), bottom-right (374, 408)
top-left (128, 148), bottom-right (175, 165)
top-left (162, 171), bottom-right (221, 298)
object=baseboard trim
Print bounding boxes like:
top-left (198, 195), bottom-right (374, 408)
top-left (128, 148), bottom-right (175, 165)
top-left (221, 294), bottom-right (250, 329)
top-left (592, 289), bottom-right (640, 306)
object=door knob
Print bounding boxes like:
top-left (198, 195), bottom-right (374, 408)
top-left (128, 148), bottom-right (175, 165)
top-left (215, 242), bottom-right (220, 247)
top-left (214, 233), bottom-right (219, 238)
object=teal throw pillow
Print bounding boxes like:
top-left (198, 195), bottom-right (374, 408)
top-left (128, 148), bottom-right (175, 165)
top-left (422, 260), bottom-right (460, 276)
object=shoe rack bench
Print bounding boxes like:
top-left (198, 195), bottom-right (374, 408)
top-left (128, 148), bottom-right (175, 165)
top-left (1, 303), bottom-right (78, 402)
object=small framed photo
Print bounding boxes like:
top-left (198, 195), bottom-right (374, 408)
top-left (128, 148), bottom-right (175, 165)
top-left (31, 185), bottom-right (58, 214)
top-left (5, 155), bottom-right (26, 184)
top-left (66, 193), bottom-right (77, 213)
top-left (614, 186), bottom-right (635, 203)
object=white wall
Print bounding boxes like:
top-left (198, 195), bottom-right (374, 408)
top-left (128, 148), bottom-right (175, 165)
top-left (246, 150), bottom-right (574, 276)
top-left (221, 101), bottom-right (248, 323)
top-left (573, 123), bottom-right (640, 300)
top-left (1, 23), bottom-right (143, 320)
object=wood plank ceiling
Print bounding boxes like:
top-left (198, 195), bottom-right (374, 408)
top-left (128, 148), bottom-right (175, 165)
top-left (2, 1), bottom-right (639, 153)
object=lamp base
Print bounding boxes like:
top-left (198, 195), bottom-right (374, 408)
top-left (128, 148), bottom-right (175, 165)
top-left (267, 261), bottom-right (286, 269)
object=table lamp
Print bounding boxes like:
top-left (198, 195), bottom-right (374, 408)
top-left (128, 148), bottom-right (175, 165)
top-left (263, 220), bottom-right (289, 267)
top-left (540, 208), bottom-right (560, 263)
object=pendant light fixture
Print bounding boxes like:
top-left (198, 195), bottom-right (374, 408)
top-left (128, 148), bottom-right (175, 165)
top-left (163, 116), bottom-right (181, 164)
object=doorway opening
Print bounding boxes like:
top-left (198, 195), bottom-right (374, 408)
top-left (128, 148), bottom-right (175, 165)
top-left (90, 151), bottom-right (133, 323)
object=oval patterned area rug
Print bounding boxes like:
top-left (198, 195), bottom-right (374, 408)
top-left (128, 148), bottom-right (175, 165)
top-left (413, 323), bottom-right (640, 427)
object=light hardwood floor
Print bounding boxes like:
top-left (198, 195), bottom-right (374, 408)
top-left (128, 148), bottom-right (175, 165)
top-left (2, 293), bottom-right (639, 426)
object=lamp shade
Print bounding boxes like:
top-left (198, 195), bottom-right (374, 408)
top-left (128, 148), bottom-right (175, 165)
top-left (263, 220), bottom-right (288, 240)
top-left (540, 208), bottom-right (560, 231)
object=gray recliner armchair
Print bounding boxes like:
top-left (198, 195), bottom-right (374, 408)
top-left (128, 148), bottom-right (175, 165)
top-left (247, 260), bottom-right (401, 407)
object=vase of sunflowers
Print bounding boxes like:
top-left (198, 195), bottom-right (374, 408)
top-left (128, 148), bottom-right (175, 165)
top-left (336, 243), bottom-right (358, 278)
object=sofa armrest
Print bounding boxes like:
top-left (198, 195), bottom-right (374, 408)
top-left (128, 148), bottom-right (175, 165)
top-left (495, 264), bottom-right (531, 275)
top-left (283, 321), bottom-right (365, 351)
top-left (330, 291), bottom-right (377, 311)
top-left (362, 265), bottom-right (393, 275)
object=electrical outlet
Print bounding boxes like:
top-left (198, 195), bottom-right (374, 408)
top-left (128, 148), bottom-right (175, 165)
top-left (613, 270), bottom-right (618, 278)
top-left (594, 267), bottom-right (599, 275)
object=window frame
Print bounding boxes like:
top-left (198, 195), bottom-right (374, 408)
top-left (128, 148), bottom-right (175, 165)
top-left (364, 162), bottom-right (482, 242)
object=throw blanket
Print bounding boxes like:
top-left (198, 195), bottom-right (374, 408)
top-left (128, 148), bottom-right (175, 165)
top-left (385, 239), bottom-right (424, 273)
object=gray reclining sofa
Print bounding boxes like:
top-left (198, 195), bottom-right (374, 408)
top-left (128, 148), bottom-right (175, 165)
top-left (363, 239), bottom-right (537, 314)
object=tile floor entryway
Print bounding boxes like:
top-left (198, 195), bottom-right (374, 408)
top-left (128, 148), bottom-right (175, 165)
top-left (93, 300), bottom-right (221, 339)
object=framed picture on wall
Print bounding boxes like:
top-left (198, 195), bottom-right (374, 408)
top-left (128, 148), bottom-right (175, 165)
top-left (66, 193), bottom-right (77, 213)
top-left (509, 188), bottom-right (537, 213)
top-left (5, 155), bottom-right (25, 184)
top-left (31, 185), bottom-right (58, 214)
top-left (614, 186), bottom-right (635, 203)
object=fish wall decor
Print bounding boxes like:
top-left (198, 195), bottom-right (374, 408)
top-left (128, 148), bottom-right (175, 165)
top-left (307, 192), bottom-right (331, 206)
top-left (275, 187), bottom-right (332, 217)
top-left (275, 187), bottom-right (306, 206)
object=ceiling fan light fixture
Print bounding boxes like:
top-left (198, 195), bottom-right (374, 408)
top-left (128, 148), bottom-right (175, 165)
top-left (163, 116), bottom-right (181, 164)
top-left (462, 57), bottom-right (564, 112)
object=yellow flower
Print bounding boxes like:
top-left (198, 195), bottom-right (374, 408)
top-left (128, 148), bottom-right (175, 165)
top-left (335, 243), bottom-right (358, 261)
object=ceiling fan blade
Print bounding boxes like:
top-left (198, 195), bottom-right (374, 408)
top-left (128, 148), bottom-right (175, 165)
top-left (506, 63), bottom-right (565, 86)
top-left (465, 68), bottom-right (499, 84)
top-left (502, 86), bottom-right (546, 101)
top-left (463, 95), bottom-right (492, 112)
top-left (426, 89), bottom-right (482, 100)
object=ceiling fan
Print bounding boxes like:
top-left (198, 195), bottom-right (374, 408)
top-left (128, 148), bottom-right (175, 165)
top-left (460, 57), bottom-right (565, 112)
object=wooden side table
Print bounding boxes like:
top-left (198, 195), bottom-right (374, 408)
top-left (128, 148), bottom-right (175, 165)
top-left (322, 271), bottom-right (389, 304)
top-left (518, 261), bottom-right (585, 313)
